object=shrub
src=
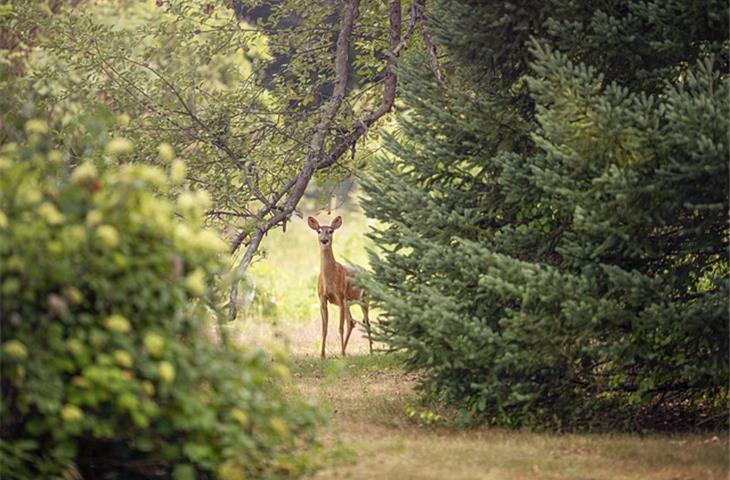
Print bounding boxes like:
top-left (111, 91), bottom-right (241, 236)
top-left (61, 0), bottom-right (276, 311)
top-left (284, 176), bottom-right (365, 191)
top-left (0, 127), bottom-right (319, 479)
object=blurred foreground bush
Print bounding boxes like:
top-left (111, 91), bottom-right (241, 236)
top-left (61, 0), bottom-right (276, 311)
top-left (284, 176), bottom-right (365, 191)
top-left (0, 129), bottom-right (319, 479)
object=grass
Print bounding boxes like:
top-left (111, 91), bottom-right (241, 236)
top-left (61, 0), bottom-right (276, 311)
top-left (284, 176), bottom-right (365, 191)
top-left (291, 354), bottom-right (728, 480)
top-left (289, 351), bottom-right (404, 378)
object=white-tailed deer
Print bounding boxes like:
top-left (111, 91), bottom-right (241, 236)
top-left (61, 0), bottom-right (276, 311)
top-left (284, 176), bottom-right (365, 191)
top-left (308, 215), bottom-right (373, 358)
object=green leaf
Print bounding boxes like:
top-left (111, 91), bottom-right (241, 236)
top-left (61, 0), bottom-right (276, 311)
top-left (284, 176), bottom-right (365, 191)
top-left (172, 464), bottom-right (197, 480)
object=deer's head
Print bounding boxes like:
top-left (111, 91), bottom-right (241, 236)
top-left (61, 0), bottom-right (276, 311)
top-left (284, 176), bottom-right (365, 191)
top-left (307, 216), bottom-right (342, 249)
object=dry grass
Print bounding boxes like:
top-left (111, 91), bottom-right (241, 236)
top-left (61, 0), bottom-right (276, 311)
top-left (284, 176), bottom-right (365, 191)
top-left (286, 353), bottom-right (728, 480)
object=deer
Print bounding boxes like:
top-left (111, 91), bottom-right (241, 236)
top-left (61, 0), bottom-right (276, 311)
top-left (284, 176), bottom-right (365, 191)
top-left (308, 215), bottom-right (373, 358)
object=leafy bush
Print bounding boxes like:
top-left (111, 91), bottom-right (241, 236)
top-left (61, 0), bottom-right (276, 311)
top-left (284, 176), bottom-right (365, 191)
top-left (0, 127), bottom-right (319, 479)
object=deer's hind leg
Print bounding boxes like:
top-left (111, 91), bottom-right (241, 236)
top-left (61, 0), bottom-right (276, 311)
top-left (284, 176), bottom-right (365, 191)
top-left (343, 302), bottom-right (355, 354)
top-left (338, 301), bottom-right (348, 356)
top-left (361, 302), bottom-right (373, 354)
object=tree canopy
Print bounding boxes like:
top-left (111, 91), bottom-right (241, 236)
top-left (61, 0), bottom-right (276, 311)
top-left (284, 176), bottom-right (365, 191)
top-left (3, 0), bottom-right (437, 316)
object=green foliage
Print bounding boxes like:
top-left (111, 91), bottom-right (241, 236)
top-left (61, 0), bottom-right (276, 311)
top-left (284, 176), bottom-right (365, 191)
top-left (0, 122), bottom-right (320, 478)
top-left (362, 0), bottom-right (729, 430)
top-left (3, 0), bottom-right (409, 254)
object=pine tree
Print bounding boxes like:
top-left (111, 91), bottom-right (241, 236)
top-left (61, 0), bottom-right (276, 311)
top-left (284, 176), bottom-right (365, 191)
top-left (361, 0), bottom-right (728, 429)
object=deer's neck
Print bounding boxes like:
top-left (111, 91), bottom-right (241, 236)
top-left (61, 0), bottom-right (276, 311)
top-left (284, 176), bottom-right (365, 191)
top-left (320, 246), bottom-right (339, 281)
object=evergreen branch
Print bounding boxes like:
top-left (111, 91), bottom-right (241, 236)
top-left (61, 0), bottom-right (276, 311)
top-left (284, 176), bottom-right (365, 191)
top-left (418, 0), bottom-right (445, 85)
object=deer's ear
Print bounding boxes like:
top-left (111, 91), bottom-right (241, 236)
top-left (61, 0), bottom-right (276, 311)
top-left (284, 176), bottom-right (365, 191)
top-left (307, 216), bottom-right (320, 230)
top-left (331, 216), bottom-right (343, 230)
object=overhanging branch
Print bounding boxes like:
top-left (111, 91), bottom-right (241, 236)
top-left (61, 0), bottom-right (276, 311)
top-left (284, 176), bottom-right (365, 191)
top-left (319, 0), bottom-right (411, 169)
top-left (228, 0), bottom-right (363, 318)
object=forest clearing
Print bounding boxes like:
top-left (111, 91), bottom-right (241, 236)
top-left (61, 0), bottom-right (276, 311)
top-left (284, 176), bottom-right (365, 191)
top-left (234, 213), bottom-right (728, 480)
top-left (1, 1), bottom-right (727, 478)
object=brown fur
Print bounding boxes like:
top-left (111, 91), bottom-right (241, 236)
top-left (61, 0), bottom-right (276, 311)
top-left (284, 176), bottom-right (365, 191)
top-left (308, 216), bottom-right (372, 358)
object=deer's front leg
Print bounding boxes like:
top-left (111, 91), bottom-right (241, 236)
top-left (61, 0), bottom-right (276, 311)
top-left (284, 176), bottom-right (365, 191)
top-left (320, 299), bottom-right (329, 359)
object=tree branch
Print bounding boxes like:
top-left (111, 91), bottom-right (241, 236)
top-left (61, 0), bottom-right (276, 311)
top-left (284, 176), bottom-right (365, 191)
top-left (319, 0), bottom-right (408, 169)
top-left (228, 0), bottom-right (361, 318)
top-left (418, 0), bottom-right (444, 85)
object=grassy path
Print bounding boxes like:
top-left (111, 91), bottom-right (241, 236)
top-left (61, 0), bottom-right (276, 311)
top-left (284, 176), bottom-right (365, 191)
top-left (287, 353), bottom-right (728, 480)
